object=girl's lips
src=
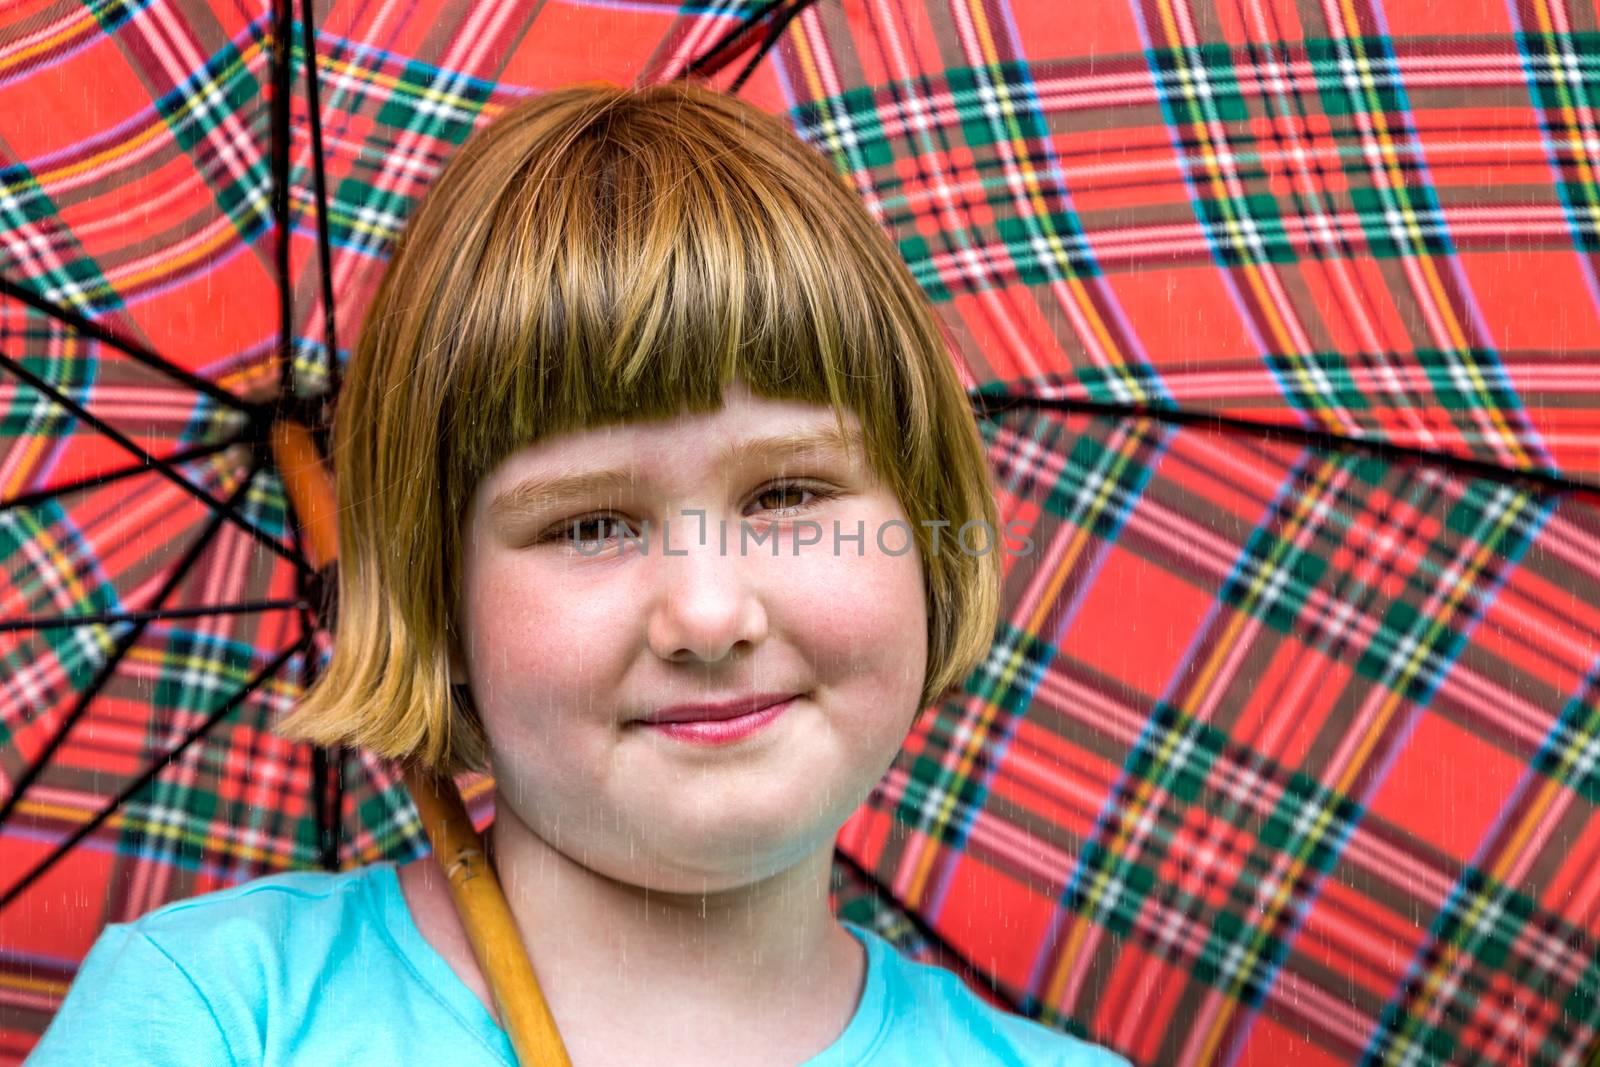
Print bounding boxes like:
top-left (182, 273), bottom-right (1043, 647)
top-left (637, 696), bottom-right (797, 745)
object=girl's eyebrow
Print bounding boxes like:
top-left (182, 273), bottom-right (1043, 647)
top-left (489, 468), bottom-right (636, 523)
top-left (487, 425), bottom-right (864, 522)
top-left (721, 424), bottom-right (864, 471)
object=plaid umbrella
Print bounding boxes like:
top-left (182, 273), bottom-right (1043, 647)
top-left (3, 1), bottom-right (1600, 1065)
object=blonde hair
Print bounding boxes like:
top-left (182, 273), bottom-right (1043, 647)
top-left (274, 79), bottom-right (1002, 776)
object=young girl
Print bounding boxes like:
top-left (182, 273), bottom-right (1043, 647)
top-left (29, 80), bottom-right (1131, 1067)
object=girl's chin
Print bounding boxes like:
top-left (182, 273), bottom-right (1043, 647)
top-left (578, 831), bottom-right (837, 894)
top-left (494, 784), bottom-right (851, 888)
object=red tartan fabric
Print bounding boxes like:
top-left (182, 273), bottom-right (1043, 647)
top-left (3, 2), bottom-right (1600, 1064)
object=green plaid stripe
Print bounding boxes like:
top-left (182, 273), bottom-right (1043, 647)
top-left (1515, 31), bottom-right (1600, 253)
top-left (0, 167), bottom-right (118, 313)
top-left (154, 36), bottom-right (274, 245)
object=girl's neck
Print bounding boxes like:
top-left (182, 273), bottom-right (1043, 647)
top-left (408, 797), bottom-right (867, 1067)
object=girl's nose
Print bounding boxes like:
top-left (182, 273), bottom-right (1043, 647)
top-left (643, 514), bottom-right (769, 664)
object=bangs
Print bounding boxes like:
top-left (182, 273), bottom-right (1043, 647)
top-left (429, 88), bottom-right (931, 509)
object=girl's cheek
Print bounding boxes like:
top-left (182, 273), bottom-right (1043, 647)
top-left (787, 549), bottom-right (925, 673)
top-left (467, 561), bottom-right (634, 709)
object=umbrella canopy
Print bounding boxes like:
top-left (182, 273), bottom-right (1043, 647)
top-left (3, 1), bottom-right (1600, 1065)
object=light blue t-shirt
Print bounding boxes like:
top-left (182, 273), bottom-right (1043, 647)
top-left (28, 861), bottom-right (1131, 1066)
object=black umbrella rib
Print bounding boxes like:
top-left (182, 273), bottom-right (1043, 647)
top-left (0, 439), bottom-right (238, 514)
top-left (272, 0), bottom-right (294, 396)
top-left (0, 460), bottom-right (266, 839)
top-left (281, 489), bottom-right (343, 872)
top-left (969, 389), bottom-right (1600, 503)
top-left (297, 0), bottom-right (340, 400)
top-left (292, 0), bottom-right (344, 874)
top-left (0, 635), bottom-right (311, 913)
top-left (309, 740), bottom-right (341, 872)
top-left (679, 0), bottom-right (792, 82)
top-left (307, 747), bottom-right (344, 873)
top-left (0, 275), bottom-right (250, 414)
top-left (0, 599), bottom-right (307, 635)
top-left (831, 845), bottom-right (1026, 1016)
top-left (726, 0), bottom-right (818, 96)
top-left (0, 349), bottom-right (311, 576)
top-left (271, 0), bottom-right (296, 397)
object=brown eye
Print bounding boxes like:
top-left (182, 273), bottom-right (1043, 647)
top-left (753, 481), bottom-right (834, 515)
top-left (758, 489), bottom-right (812, 511)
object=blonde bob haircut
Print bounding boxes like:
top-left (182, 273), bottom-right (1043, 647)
top-left (274, 79), bottom-right (1002, 776)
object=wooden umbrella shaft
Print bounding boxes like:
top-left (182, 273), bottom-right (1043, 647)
top-left (271, 419), bottom-right (573, 1066)
top-left (402, 765), bottom-right (574, 1066)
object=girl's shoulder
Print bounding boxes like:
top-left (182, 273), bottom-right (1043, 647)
top-left (132, 861), bottom-right (388, 933)
top-left (123, 861), bottom-right (395, 972)
top-left (33, 860), bottom-right (519, 1065)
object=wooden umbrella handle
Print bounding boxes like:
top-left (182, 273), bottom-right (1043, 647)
top-left (401, 765), bottom-right (574, 1067)
top-left (270, 419), bottom-right (572, 1066)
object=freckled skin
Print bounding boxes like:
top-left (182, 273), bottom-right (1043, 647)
top-left (452, 380), bottom-right (928, 892)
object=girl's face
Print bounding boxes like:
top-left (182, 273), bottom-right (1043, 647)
top-left (451, 381), bottom-right (928, 892)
